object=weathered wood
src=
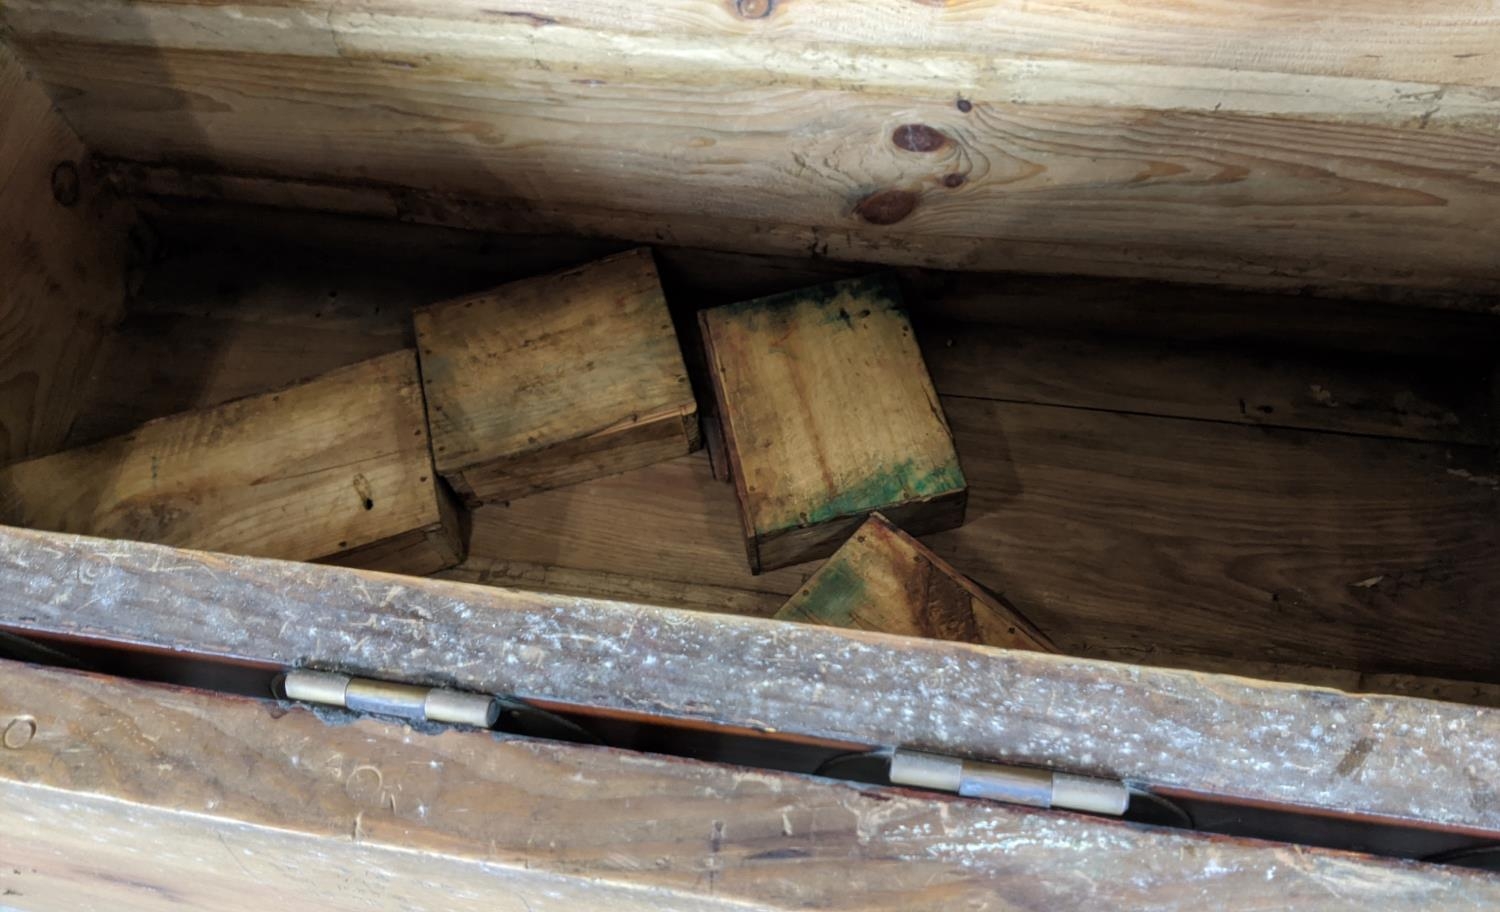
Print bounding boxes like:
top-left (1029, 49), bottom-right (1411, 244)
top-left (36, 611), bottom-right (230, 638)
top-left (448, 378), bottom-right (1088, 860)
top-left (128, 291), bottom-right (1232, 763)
top-left (775, 512), bottom-right (1054, 651)
top-left (6, 0), bottom-right (1500, 296)
top-left (5, 527), bottom-right (1500, 838)
top-left (0, 43), bottom-right (133, 463)
top-left (7, 659), bottom-right (1497, 911)
top-left (702, 276), bottom-right (966, 572)
top-left (0, 351), bottom-right (462, 575)
top-left (415, 248), bottom-right (699, 505)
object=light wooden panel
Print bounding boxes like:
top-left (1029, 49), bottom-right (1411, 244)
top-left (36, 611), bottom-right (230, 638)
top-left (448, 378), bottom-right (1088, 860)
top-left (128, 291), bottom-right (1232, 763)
top-left (0, 351), bottom-right (462, 575)
top-left (0, 43), bottom-right (133, 463)
top-left (7, 527), bottom-right (1500, 839)
top-left (8, 659), bottom-right (1499, 910)
top-left (4, 0), bottom-right (1500, 295)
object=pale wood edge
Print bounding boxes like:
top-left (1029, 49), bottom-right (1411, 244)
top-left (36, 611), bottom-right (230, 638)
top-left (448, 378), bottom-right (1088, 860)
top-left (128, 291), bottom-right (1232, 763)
top-left (698, 307), bottom-right (762, 573)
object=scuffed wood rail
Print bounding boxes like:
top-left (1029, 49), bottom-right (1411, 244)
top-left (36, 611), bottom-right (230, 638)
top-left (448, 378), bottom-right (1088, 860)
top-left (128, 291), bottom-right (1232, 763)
top-left (7, 660), bottom-right (1499, 910)
top-left (2, 526), bottom-right (1500, 839)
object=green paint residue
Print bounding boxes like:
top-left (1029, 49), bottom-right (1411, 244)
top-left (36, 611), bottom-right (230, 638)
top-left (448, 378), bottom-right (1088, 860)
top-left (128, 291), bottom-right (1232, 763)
top-left (710, 274), bottom-right (903, 332)
top-left (789, 560), bottom-right (865, 627)
top-left (800, 459), bottom-right (965, 528)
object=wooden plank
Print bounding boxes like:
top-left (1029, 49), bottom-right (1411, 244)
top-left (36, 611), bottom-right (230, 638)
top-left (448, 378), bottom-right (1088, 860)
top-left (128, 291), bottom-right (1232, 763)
top-left (5, 0), bottom-right (1500, 296)
top-left (0, 43), bottom-right (133, 463)
top-left (7, 660), bottom-right (1498, 911)
top-left (923, 324), bottom-right (1494, 445)
top-left (931, 397), bottom-right (1500, 682)
top-left (0, 351), bottom-right (462, 575)
top-left (415, 249), bottom-right (699, 505)
top-left (774, 512), bottom-right (1054, 650)
top-left (467, 451), bottom-right (817, 596)
top-left (6, 527), bottom-right (1500, 838)
top-left (439, 557), bottom-right (786, 617)
top-left (702, 276), bottom-right (966, 571)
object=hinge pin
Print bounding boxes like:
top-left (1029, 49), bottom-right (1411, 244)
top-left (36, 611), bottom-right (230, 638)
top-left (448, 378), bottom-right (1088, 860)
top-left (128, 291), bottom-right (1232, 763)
top-left (284, 669), bottom-right (500, 728)
top-left (889, 748), bottom-right (1130, 816)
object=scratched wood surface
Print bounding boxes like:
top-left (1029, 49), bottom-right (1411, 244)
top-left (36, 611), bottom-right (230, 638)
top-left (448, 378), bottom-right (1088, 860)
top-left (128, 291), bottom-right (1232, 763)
top-left (0, 43), bottom-right (134, 464)
top-left (4, 0), bottom-right (1500, 296)
top-left (5, 527), bottom-right (1500, 839)
top-left (6, 659), bottom-right (1499, 911)
top-left (415, 248), bottom-right (699, 505)
top-left (0, 351), bottom-right (462, 576)
top-left (774, 512), bottom-right (1054, 651)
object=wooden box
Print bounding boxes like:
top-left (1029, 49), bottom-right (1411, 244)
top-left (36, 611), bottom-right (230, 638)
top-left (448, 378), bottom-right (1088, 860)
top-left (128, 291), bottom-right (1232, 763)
top-left (0, 350), bottom-right (463, 576)
top-left (8, 7), bottom-right (1500, 907)
top-left (414, 248), bottom-right (700, 506)
top-left (775, 512), bottom-right (1053, 651)
top-left (701, 275), bottom-right (967, 572)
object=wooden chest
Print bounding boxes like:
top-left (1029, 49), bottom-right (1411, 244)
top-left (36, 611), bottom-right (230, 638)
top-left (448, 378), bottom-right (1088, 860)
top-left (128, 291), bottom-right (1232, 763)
top-left (3, 3), bottom-right (1500, 908)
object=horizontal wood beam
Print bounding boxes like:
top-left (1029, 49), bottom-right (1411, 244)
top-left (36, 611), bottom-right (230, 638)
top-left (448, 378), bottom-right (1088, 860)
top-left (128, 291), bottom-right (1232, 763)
top-left (3, 525), bottom-right (1500, 838)
top-left (4, 0), bottom-right (1499, 297)
top-left (6, 658), bottom-right (1496, 910)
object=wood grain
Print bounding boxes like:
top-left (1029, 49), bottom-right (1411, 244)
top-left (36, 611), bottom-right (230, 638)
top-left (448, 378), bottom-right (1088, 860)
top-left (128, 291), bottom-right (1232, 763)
top-left (932, 397), bottom-right (1500, 680)
top-left (775, 512), bottom-right (1054, 650)
top-left (702, 276), bottom-right (966, 571)
top-left (467, 451), bottom-right (817, 595)
top-left (5, 0), bottom-right (1500, 294)
top-left (0, 43), bottom-right (133, 463)
top-left (7, 659), bottom-right (1498, 910)
top-left (923, 324), bottom-right (1494, 445)
top-left (7, 527), bottom-right (1500, 838)
top-left (439, 557), bottom-right (786, 616)
top-left (0, 351), bottom-right (462, 575)
top-left (415, 248), bottom-right (698, 505)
